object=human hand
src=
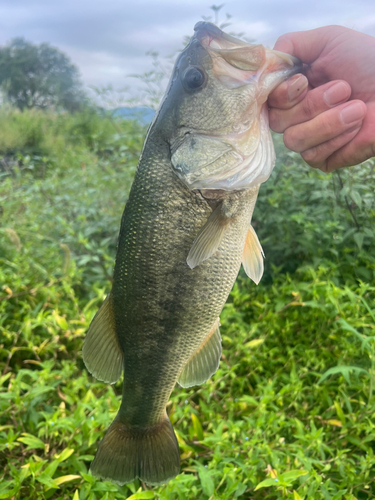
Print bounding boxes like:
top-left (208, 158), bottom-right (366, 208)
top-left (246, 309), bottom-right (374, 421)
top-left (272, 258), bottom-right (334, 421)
top-left (268, 25), bottom-right (375, 172)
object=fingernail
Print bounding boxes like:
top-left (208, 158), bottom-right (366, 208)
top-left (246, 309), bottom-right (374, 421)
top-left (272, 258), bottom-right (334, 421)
top-left (287, 74), bottom-right (308, 102)
top-left (323, 82), bottom-right (350, 106)
top-left (340, 102), bottom-right (366, 125)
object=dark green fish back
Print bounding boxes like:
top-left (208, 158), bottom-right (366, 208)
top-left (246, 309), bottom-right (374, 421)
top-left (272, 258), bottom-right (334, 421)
top-left (112, 134), bottom-right (256, 426)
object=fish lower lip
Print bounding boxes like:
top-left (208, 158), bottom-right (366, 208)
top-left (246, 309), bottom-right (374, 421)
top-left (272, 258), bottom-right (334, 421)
top-left (270, 49), bottom-right (300, 67)
top-left (262, 48), bottom-right (303, 88)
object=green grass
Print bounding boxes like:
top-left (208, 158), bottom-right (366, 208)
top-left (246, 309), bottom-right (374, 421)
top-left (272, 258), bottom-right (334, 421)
top-left (0, 108), bottom-right (374, 499)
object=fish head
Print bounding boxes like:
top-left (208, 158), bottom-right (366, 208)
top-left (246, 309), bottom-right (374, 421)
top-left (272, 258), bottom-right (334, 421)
top-left (155, 22), bottom-right (301, 191)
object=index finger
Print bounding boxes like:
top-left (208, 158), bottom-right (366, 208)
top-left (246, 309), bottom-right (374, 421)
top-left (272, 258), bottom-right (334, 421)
top-left (268, 73), bottom-right (309, 109)
top-left (274, 25), bottom-right (345, 63)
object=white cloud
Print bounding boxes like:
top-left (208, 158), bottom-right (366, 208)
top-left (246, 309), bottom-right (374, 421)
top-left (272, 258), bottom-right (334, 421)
top-left (0, 0), bottom-right (374, 98)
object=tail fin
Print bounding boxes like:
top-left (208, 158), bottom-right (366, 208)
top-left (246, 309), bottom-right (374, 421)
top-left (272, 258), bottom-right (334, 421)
top-left (90, 414), bottom-right (180, 485)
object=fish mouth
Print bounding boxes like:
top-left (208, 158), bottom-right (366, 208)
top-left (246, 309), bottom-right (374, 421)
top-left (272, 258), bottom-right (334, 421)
top-left (194, 21), bottom-right (250, 49)
top-left (193, 22), bottom-right (301, 92)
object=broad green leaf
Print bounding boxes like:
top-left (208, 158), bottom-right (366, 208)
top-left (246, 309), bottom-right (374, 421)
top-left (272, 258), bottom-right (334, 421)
top-left (54, 475), bottom-right (81, 486)
top-left (235, 482), bottom-right (247, 497)
top-left (318, 365), bottom-right (368, 384)
top-left (254, 478), bottom-right (279, 490)
top-left (19, 464), bottom-right (31, 483)
top-left (331, 489), bottom-right (349, 500)
top-left (359, 296), bottom-right (375, 322)
top-left (0, 373), bottom-right (11, 386)
top-left (54, 312), bottom-right (68, 330)
top-left (28, 386), bottom-right (54, 398)
top-left (353, 232), bottom-right (364, 250)
top-left (245, 338), bottom-right (264, 349)
top-left (281, 470), bottom-right (308, 483)
top-left (0, 392), bottom-right (16, 400)
top-left (55, 447), bottom-right (75, 462)
top-left (197, 465), bottom-right (215, 497)
top-left (36, 472), bottom-right (58, 489)
top-left (240, 395), bottom-right (258, 406)
top-left (293, 491), bottom-right (304, 500)
top-left (334, 401), bottom-right (346, 424)
top-left (350, 190), bottom-right (362, 209)
top-left (191, 413), bottom-right (204, 441)
top-left (0, 425), bottom-right (12, 432)
top-left (0, 489), bottom-right (17, 500)
top-left (92, 482), bottom-right (118, 492)
top-left (43, 460), bottom-right (60, 478)
top-left (327, 419), bottom-right (343, 427)
top-left (0, 481), bottom-right (13, 495)
top-left (17, 433), bottom-right (45, 450)
top-left (81, 472), bottom-right (95, 484)
top-left (126, 492), bottom-right (155, 500)
top-left (336, 318), bottom-right (367, 347)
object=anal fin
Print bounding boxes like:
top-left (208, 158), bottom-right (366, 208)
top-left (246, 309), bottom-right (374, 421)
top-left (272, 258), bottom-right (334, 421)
top-left (178, 319), bottom-right (221, 388)
top-left (187, 204), bottom-right (230, 269)
top-left (242, 225), bottom-right (264, 285)
top-left (82, 294), bottom-right (124, 384)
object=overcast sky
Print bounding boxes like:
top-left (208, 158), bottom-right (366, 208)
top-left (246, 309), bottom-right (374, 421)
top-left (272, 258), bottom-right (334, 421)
top-left (0, 0), bottom-right (374, 104)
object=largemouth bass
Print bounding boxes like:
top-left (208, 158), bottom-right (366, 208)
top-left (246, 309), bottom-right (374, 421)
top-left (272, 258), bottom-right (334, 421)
top-left (83, 22), bottom-right (300, 486)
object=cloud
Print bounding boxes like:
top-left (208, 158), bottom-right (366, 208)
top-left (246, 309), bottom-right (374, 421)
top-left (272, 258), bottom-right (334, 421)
top-left (0, 0), bottom-right (374, 98)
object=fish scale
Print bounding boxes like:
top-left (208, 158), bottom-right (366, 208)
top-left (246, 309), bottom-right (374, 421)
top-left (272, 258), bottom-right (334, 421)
top-left (82, 21), bottom-right (300, 486)
top-left (112, 138), bottom-right (253, 423)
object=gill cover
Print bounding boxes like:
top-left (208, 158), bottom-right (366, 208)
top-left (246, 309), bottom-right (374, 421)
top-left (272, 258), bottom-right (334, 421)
top-left (172, 107), bottom-right (275, 190)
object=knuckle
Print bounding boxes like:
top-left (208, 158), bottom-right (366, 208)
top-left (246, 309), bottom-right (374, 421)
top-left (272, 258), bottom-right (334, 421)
top-left (301, 147), bottom-right (319, 164)
top-left (268, 109), bottom-right (285, 133)
top-left (274, 34), bottom-right (292, 49)
top-left (301, 150), bottom-right (326, 170)
top-left (275, 34), bottom-right (288, 45)
top-left (301, 92), bottom-right (320, 119)
top-left (320, 116), bottom-right (337, 137)
top-left (328, 25), bottom-right (348, 36)
top-left (268, 82), bottom-right (289, 109)
top-left (283, 127), bottom-right (304, 152)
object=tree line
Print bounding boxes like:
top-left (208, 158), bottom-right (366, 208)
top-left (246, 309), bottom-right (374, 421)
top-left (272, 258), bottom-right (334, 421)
top-left (0, 38), bottom-right (86, 112)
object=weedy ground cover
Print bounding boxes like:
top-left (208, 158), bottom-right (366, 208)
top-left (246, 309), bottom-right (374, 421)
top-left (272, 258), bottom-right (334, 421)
top-left (0, 108), bottom-right (374, 500)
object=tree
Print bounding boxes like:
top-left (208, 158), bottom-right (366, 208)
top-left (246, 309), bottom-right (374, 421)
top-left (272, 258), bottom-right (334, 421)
top-left (0, 38), bottom-right (85, 111)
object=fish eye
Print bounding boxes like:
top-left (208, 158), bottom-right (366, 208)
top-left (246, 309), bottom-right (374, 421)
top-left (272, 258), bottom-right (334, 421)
top-left (182, 67), bottom-right (206, 91)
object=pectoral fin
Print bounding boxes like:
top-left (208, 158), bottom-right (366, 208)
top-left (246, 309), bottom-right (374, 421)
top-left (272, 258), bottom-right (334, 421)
top-left (242, 225), bottom-right (264, 285)
top-left (178, 319), bottom-right (221, 388)
top-left (82, 294), bottom-right (124, 384)
top-left (187, 204), bottom-right (230, 269)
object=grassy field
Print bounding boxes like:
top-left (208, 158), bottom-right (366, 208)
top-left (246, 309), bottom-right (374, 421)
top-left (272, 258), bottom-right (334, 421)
top-left (0, 107), bottom-right (374, 500)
